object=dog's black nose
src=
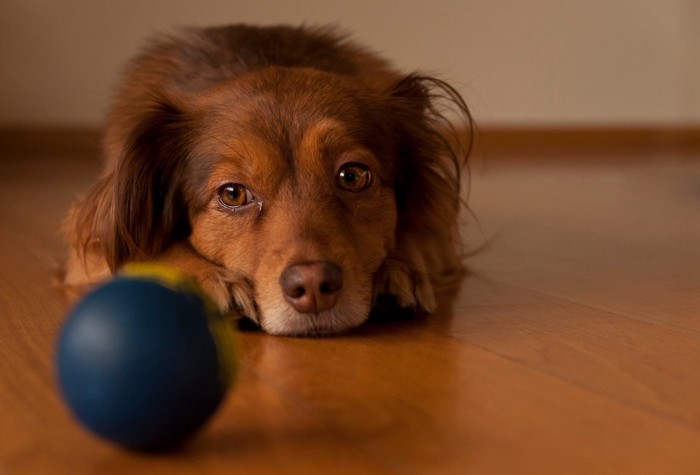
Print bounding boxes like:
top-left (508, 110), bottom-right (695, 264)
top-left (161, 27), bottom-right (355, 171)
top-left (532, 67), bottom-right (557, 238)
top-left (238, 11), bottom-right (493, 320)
top-left (280, 261), bottom-right (343, 314)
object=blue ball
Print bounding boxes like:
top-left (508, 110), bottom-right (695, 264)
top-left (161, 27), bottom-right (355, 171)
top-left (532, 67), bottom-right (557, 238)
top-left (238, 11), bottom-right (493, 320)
top-left (56, 265), bottom-right (237, 450)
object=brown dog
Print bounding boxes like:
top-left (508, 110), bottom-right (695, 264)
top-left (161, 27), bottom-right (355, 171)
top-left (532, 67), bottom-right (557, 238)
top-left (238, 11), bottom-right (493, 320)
top-left (60, 25), bottom-right (472, 336)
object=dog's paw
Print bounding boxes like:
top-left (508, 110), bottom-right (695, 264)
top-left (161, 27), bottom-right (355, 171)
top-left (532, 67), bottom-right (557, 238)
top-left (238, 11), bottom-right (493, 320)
top-left (196, 266), bottom-right (257, 320)
top-left (155, 245), bottom-right (257, 321)
top-left (227, 273), bottom-right (258, 321)
top-left (374, 259), bottom-right (437, 313)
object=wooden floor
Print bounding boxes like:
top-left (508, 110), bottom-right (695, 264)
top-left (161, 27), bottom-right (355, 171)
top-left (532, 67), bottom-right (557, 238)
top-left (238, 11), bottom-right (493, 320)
top-left (1, 135), bottom-right (699, 474)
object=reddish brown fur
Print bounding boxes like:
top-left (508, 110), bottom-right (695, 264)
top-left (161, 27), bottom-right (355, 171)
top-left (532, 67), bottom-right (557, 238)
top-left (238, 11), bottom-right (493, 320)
top-left (61, 24), bottom-right (473, 336)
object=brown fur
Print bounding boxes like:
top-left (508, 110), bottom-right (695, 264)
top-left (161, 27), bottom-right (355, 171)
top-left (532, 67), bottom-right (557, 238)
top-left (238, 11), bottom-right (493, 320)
top-left (60, 24), bottom-right (473, 336)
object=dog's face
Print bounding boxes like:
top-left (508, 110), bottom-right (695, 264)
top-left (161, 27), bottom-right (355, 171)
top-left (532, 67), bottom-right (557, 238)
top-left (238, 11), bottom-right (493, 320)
top-left (183, 68), bottom-right (399, 334)
top-left (66, 26), bottom-right (472, 337)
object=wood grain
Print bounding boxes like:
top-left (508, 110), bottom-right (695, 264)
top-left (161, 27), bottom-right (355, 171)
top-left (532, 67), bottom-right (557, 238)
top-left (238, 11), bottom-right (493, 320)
top-left (1, 132), bottom-right (699, 474)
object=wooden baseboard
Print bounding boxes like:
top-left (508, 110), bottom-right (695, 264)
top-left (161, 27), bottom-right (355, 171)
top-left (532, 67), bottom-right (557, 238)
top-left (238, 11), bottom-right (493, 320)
top-left (1, 126), bottom-right (698, 160)
top-left (470, 126), bottom-right (700, 159)
top-left (0, 127), bottom-right (101, 157)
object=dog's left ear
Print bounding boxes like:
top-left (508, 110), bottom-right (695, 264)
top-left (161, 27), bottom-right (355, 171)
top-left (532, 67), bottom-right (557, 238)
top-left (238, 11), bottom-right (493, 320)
top-left (385, 74), bottom-right (473, 240)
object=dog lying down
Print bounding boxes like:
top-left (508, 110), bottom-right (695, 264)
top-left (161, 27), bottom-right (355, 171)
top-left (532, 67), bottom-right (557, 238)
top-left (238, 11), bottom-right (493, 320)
top-left (60, 24), bottom-right (473, 336)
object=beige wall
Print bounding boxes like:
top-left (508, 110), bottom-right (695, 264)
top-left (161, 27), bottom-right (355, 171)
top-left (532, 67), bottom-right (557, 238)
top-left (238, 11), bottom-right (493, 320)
top-left (1, 0), bottom-right (698, 127)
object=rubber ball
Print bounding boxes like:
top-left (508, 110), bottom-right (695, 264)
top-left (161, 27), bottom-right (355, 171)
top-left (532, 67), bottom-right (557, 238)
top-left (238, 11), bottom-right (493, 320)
top-left (55, 264), bottom-right (237, 450)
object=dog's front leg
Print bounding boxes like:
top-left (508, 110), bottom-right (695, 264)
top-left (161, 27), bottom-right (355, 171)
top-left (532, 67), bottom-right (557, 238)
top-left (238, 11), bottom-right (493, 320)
top-left (156, 243), bottom-right (257, 321)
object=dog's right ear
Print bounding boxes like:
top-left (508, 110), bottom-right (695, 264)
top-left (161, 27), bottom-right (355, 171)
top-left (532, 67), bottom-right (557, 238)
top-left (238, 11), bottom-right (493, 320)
top-left (72, 97), bottom-right (194, 272)
top-left (108, 98), bottom-right (194, 269)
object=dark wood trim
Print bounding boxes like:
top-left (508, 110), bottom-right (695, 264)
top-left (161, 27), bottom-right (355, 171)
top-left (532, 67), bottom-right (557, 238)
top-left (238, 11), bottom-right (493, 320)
top-left (0, 127), bottom-right (101, 158)
top-left (1, 126), bottom-right (698, 160)
top-left (470, 126), bottom-right (700, 159)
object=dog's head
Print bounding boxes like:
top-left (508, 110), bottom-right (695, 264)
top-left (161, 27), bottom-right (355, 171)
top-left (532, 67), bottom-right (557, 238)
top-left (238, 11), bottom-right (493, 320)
top-left (95, 60), bottom-right (470, 335)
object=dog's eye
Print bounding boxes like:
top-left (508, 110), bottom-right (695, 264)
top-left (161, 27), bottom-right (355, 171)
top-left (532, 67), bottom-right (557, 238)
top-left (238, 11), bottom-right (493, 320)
top-left (337, 163), bottom-right (372, 192)
top-left (218, 183), bottom-right (254, 209)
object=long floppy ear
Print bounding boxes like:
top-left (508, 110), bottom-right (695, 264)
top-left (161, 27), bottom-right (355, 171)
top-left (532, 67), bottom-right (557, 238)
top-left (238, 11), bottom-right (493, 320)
top-left (105, 98), bottom-right (194, 269)
top-left (69, 97), bottom-right (194, 274)
top-left (386, 75), bottom-right (474, 279)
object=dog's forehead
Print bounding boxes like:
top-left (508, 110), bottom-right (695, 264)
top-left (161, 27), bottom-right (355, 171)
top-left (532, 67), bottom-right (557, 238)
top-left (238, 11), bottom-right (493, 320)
top-left (202, 67), bottom-right (379, 141)
top-left (193, 69), bottom-right (394, 196)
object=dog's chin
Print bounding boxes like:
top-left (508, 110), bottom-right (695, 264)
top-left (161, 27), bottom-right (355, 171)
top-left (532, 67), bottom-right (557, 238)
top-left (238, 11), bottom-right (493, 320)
top-left (255, 298), bottom-right (372, 337)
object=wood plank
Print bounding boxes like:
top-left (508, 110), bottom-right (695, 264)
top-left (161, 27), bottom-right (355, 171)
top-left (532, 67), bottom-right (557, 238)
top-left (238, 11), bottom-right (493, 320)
top-left (465, 161), bottom-right (700, 332)
top-left (452, 277), bottom-right (700, 430)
